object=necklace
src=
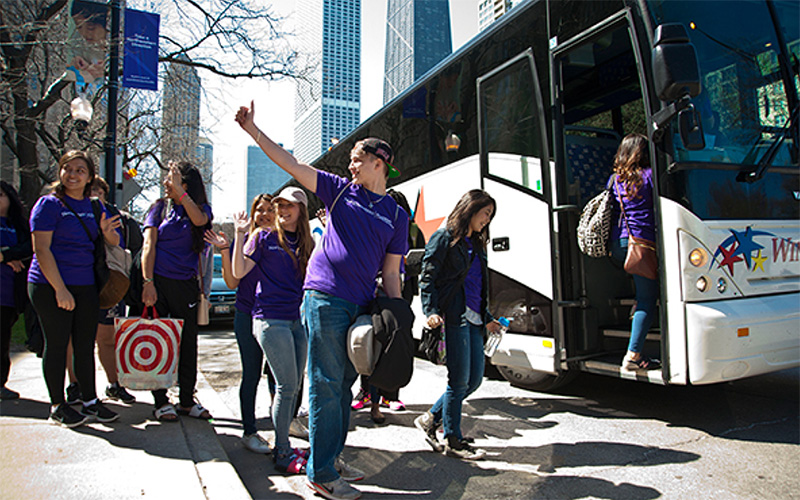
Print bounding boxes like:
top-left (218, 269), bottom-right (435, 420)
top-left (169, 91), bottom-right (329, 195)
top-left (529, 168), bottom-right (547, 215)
top-left (284, 231), bottom-right (298, 245)
top-left (364, 188), bottom-right (387, 209)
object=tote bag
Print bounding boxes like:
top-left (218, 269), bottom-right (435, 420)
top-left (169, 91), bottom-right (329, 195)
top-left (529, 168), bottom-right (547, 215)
top-left (114, 306), bottom-right (183, 390)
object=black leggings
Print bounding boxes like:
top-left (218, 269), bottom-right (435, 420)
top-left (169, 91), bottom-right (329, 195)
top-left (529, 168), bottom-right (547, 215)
top-left (1, 306), bottom-right (18, 387)
top-left (28, 283), bottom-right (99, 405)
top-left (131, 274), bottom-right (200, 409)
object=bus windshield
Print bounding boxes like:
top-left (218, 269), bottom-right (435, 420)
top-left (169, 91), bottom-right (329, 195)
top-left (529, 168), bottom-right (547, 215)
top-left (649, 0), bottom-right (799, 220)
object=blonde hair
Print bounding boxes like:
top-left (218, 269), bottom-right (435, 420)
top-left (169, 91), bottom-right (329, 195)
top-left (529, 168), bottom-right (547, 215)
top-left (274, 201), bottom-right (315, 277)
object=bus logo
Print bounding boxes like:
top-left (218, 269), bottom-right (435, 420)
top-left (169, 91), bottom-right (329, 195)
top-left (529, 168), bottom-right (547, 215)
top-left (711, 226), bottom-right (800, 276)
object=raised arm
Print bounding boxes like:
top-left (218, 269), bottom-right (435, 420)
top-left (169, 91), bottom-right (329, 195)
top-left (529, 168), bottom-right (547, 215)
top-left (235, 101), bottom-right (317, 192)
top-left (230, 212), bottom-right (256, 280)
top-left (168, 166), bottom-right (209, 227)
top-left (204, 229), bottom-right (239, 289)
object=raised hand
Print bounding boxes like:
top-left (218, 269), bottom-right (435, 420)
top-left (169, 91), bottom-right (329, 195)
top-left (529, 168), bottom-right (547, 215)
top-left (235, 100), bottom-right (256, 135)
top-left (233, 211), bottom-right (250, 234)
top-left (204, 229), bottom-right (230, 248)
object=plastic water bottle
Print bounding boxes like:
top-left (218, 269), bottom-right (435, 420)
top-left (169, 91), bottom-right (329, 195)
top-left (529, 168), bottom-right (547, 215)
top-left (484, 316), bottom-right (510, 357)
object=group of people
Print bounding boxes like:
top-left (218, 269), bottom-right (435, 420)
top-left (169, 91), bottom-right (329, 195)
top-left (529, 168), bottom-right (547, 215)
top-left (0, 95), bottom-right (657, 500)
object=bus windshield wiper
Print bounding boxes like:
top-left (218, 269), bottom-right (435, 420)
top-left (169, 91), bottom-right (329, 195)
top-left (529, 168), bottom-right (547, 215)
top-left (737, 102), bottom-right (799, 183)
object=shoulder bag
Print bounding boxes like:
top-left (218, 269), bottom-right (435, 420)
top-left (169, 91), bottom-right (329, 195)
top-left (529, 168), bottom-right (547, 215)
top-left (62, 198), bottom-right (114, 304)
top-left (616, 180), bottom-right (658, 280)
top-left (577, 175), bottom-right (616, 258)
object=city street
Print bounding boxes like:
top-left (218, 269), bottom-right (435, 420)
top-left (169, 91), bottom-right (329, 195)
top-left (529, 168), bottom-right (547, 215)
top-left (197, 321), bottom-right (800, 500)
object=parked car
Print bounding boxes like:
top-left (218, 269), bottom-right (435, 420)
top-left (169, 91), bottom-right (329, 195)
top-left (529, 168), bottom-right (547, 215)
top-left (209, 254), bottom-right (236, 319)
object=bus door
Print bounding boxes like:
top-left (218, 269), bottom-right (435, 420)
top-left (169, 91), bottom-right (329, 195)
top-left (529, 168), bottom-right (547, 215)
top-left (476, 49), bottom-right (564, 390)
top-left (550, 11), bottom-right (666, 383)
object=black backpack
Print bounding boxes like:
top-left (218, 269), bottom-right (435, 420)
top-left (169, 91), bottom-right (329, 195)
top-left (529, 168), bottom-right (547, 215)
top-left (369, 296), bottom-right (416, 392)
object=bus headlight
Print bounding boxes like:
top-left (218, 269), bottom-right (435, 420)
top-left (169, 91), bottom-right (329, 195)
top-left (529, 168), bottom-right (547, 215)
top-left (689, 248), bottom-right (708, 267)
top-left (717, 277), bottom-right (727, 293)
top-left (696, 276), bottom-right (709, 292)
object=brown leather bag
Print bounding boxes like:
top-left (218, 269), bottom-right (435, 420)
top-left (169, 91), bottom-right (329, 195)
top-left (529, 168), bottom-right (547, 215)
top-left (616, 179), bottom-right (658, 280)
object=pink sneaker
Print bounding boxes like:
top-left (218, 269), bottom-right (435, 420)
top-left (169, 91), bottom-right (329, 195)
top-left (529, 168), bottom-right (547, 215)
top-left (351, 391), bottom-right (370, 410)
top-left (387, 399), bottom-right (406, 411)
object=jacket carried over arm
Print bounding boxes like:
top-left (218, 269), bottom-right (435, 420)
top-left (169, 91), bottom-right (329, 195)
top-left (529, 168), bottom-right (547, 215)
top-left (420, 228), bottom-right (494, 326)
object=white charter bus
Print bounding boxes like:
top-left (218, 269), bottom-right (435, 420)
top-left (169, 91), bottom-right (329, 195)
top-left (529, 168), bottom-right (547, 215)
top-left (309, 0), bottom-right (799, 390)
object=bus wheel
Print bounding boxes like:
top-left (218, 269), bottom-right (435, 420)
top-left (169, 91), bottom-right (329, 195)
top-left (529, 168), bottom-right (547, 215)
top-left (496, 364), bottom-right (577, 392)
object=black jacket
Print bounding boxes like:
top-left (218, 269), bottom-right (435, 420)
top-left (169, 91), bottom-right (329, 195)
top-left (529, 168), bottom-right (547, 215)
top-left (420, 228), bottom-right (493, 326)
top-left (1, 220), bottom-right (32, 314)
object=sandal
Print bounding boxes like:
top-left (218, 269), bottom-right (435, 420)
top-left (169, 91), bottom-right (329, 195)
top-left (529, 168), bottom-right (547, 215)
top-left (154, 404), bottom-right (178, 422)
top-left (274, 452), bottom-right (307, 474)
top-left (292, 447), bottom-right (310, 460)
top-left (177, 403), bottom-right (212, 420)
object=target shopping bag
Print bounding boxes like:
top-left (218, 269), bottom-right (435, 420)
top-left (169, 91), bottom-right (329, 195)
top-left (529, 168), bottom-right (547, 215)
top-left (114, 307), bottom-right (183, 391)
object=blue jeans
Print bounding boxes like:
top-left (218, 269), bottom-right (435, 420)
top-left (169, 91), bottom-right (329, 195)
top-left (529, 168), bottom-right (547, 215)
top-left (429, 319), bottom-right (485, 440)
top-left (253, 316), bottom-right (307, 456)
top-left (302, 290), bottom-right (365, 483)
top-left (611, 238), bottom-right (659, 353)
top-left (234, 308), bottom-right (262, 436)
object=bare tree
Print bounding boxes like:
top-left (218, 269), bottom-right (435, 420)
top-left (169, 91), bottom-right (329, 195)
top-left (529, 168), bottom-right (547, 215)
top-left (0, 0), bottom-right (305, 209)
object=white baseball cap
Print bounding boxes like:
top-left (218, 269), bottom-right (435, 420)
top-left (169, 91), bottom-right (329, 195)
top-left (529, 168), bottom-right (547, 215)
top-left (274, 186), bottom-right (308, 207)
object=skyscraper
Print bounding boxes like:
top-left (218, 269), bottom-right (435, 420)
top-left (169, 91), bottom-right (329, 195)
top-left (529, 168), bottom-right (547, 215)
top-left (383, 0), bottom-right (452, 104)
top-left (294, 0), bottom-right (361, 163)
top-left (478, 0), bottom-right (513, 31)
top-left (246, 145), bottom-right (291, 211)
top-left (197, 137), bottom-right (213, 206)
top-left (161, 54), bottom-right (200, 195)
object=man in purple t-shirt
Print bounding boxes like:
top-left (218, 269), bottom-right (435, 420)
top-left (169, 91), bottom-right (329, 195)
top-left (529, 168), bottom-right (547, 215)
top-left (236, 102), bottom-right (408, 500)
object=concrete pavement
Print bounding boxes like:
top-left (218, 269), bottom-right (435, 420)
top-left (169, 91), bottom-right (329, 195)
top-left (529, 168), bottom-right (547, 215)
top-left (0, 348), bottom-right (249, 500)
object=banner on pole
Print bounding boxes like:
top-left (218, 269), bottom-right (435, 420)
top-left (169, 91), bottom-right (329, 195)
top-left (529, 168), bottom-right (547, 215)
top-left (123, 9), bottom-right (160, 91)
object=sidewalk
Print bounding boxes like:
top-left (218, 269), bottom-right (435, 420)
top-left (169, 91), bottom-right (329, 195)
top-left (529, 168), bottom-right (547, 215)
top-left (0, 349), bottom-right (249, 500)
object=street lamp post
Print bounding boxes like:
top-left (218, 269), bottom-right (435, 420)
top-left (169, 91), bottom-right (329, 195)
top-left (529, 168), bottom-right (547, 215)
top-left (104, 0), bottom-right (121, 205)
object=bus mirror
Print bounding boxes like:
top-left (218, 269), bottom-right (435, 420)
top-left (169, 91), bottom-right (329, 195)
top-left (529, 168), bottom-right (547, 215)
top-left (678, 104), bottom-right (705, 150)
top-left (652, 24), bottom-right (701, 102)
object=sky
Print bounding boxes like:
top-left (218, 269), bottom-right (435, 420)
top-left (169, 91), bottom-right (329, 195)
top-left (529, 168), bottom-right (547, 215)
top-left (201, 0), bottom-right (480, 220)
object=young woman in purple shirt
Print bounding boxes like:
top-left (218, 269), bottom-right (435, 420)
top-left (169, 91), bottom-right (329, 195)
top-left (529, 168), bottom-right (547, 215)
top-left (231, 186), bottom-right (315, 474)
top-left (608, 133), bottom-right (660, 371)
top-left (0, 181), bottom-right (31, 401)
top-left (28, 150), bottom-right (122, 427)
top-left (416, 190), bottom-right (502, 461)
top-left (204, 193), bottom-right (275, 453)
top-left (140, 162), bottom-right (213, 422)
top-left (236, 101), bottom-right (408, 500)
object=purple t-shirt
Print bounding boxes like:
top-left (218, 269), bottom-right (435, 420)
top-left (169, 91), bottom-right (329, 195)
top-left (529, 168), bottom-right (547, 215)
top-left (28, 194), bottom-right (107, 286)
top-left (463, 237), bottom-right (482, 313)
top-left (231, 234), bottom-right (257, 315)
top-left (610, 168), bottom-right (656, 242)
top-left (1, 217), bottom-right (18, 307)
top-left (304, 170), bottom-right (409, 306)
top-left (144, 200), bottom-right (213, 281)
top-left (246, 229), bottom-right (303, 321)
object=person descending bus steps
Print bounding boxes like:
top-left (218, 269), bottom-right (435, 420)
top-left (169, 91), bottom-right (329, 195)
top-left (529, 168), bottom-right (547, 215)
top-left (28, 151), bottom-right (122, 427)
top-left (138, 162), bottom-right (213, 422)
top-left (0, 181), bottom-right (32, 401)
top-left (608, 133), bottom-right (661, 371)
top-left (236, 100), bottom-right (409, 500)
top-left (231, 187), bottom-right (315, 474)
top-left (415, 189), bottom-right (501, 461)
top-left (205, 193), bottom-right (275, 454)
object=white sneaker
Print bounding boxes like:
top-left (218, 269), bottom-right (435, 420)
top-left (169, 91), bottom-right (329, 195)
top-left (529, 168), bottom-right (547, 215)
top-left (334, 455), bottom-right (364, 482)
top-left (308, 478), bottom-right (362, 500)
top-left (289, 419), bottom-right (309, 439)
top-left (241, 433), bottom-right (271, 454)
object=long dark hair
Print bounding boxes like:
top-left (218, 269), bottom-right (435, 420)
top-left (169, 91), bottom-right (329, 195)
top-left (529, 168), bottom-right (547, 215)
top-left (0, 181), bottom-right (30, 240)
top-left (445, 189), bottom-right (496, 249)
top-left (52, 150), bottom-right (96, 199)
top-left (150, 162), bottom-right (210, 254)
top-left (613, 133), bottom-right (650, 200)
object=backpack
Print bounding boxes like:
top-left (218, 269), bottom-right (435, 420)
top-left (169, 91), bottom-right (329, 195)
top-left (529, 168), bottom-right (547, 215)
top-left (367, 296), bottom-right (415, 392)
top-left (577, 176), bottom-right (616, 258)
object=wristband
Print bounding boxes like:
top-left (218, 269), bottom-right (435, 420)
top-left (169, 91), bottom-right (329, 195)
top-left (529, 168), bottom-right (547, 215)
top-left (143, 278), bottom-right (154, 284)
top-left (179, 192), bottom-right (188, 202)
top-left (219, 247), bottom-right (229, 251)
top-left (256, 130), bottom-right (262, 144)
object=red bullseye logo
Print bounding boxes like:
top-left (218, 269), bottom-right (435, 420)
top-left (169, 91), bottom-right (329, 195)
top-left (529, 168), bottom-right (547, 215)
top-left (115, 317), bottom-right (182, 378)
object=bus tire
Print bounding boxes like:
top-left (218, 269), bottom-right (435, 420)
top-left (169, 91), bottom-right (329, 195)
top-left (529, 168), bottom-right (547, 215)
top-left (496, 364), bottom-right (577, 392)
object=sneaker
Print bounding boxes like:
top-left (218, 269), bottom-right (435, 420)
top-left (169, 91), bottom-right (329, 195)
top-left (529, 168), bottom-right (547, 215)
top-left (81, 400), bottom-right (120, 423)
top-left (444, 435), bottom-right (486, 460)
top-left (0, 386), bottom-right (20, 400)
top-left (414, 411), bottom-right (443, 452)
top-left (274, 451), bottom-right (307, 474)
top-left (351, 389), bottom-right (370, 411)
top-left (296, 406), bottom-right (309, 418)
top-left (289, 419), bottom-right (309, 439)
top-left (308, 478), bottom-right (362, 500)
top-left (49, 403), bottom-right (88, 428)
top-left (105, 383), bottom-right (136, 404)
top-left (622, 353), bottom-right (662, 371)
top-left (241, 433), bottom-right (272, 454)
top-left (65, 382), bottom-right (82, 405)
top-left (387, 399), bottom-right (406, 411)
top-left (334, 455), bottom-right (365, 482)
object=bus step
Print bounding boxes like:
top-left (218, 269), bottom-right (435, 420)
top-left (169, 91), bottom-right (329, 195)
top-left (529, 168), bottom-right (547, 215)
top-left (580, 359), bottom-right (667, 385)
top-left (602, 328), bottom-right (661, 342)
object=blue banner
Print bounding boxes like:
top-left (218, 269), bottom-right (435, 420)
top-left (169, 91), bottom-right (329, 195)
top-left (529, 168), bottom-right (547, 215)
top-left (123, 8), bottom-right (159, 91)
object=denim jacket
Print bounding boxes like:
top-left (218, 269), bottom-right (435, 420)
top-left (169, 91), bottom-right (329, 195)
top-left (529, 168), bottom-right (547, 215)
top-left (420, 228), bottom-right (493, 326)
